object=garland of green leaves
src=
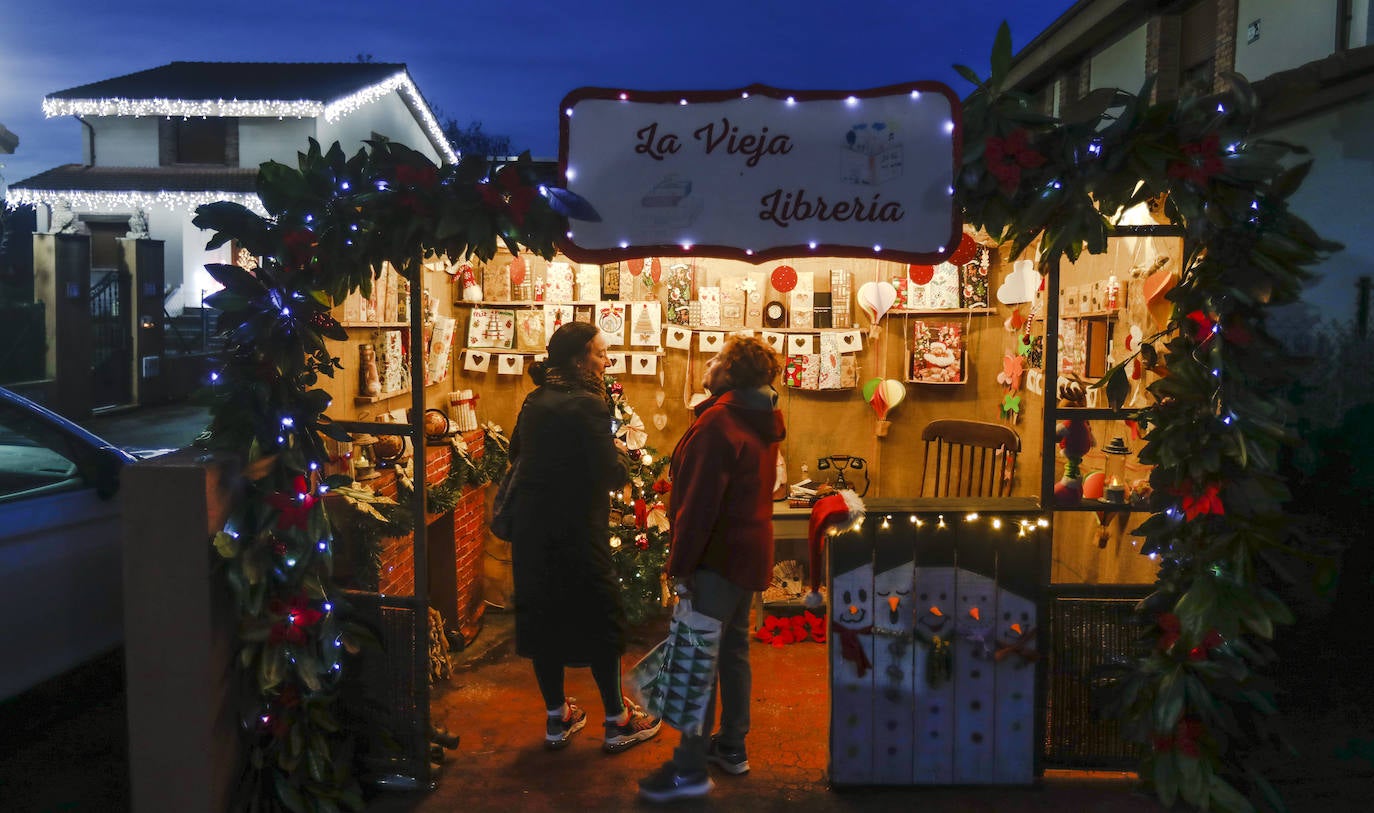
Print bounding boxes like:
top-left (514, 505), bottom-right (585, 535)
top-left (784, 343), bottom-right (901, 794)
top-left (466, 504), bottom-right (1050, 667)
top-left (958, 24), bottom-right (1339, 812)
top-left (193, 139), bottom-right (575, 812)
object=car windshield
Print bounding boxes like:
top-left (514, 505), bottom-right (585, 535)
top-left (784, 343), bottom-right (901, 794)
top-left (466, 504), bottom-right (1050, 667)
top-left (0, 402), bottom-right (86, 502)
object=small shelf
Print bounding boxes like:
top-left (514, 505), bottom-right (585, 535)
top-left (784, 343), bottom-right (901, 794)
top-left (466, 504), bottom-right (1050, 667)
top-left (339, 321), bottom-right (411, 328)
top-left (461, 347), bottom-right (666, 356)
top-left (1061, 311), bottom-right (1120, 320)
top-left (355, 388), bottom-right (410, 404)
top-left (891, 307), bottom-right (997, 315)
top-left (452, 300), bottom-right (621, 307)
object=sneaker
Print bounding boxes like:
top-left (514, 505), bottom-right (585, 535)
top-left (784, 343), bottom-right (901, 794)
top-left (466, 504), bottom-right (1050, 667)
top-left (706, 736), bottom-right (750, 775)
top-left (603, 696), bottom-right (662, 753)
top-left (638, 761), bottom-right (714, 802)
top-left (544, 699), bottom-right (587, 750)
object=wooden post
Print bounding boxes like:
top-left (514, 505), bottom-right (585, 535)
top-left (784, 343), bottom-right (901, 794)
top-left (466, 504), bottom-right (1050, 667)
top-left (122, 449), bottom-right (239, 813)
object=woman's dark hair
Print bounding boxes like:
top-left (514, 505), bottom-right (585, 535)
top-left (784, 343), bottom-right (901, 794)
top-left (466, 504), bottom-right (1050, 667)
top-left (529, 321), bottom-right (599, 385)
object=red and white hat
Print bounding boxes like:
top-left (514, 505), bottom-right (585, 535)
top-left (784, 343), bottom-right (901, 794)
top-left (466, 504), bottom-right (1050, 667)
top-left (805, 490), bottom-right (866, 606)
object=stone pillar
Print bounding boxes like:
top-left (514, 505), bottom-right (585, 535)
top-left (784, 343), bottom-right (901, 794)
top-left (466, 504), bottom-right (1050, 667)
top-left (120, 238), bottom-right (166, 404)
top-left (1214, 0), bottom-right (1239, 91)
top-left (31, 233), bottom-right (92, 418)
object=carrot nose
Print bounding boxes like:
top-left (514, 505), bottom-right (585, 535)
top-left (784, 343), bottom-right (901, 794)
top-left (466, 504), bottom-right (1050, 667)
top-left (1010, 623), bottom-right (1023, 635)
top-left (888, 595), bottom-right (901, 612)
top-left (969, 607), bottom-right (981, 621)
top-left (848, 605), bottom-right (858, 615)
top-left (929, 606), bottom-right (943, 617)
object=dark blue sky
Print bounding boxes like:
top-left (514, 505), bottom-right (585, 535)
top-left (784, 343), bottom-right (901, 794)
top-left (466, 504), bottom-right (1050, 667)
top-left (1, 1), bottom-right (1074, 184)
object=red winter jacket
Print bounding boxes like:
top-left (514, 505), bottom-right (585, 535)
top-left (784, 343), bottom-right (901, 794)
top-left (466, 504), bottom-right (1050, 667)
top-left (666, 388), bottom-right (786, 591)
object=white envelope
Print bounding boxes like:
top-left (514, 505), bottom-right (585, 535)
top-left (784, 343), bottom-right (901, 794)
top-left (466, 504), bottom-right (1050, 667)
top-left (463, 349), bottom-right (491, 372)
top-left (665, 326), bottom-right (692, 350)
top-left (698, 331), bottom-right (726, 353)
top-left (630, 353), bottom-right (658, 376)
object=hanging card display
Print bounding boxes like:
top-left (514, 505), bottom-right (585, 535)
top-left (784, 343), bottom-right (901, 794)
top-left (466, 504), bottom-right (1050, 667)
top-left (788, 334), bottom-right (815, 355)
top-left (783, 354), bottom-right (820, 390)
top-left (543, 304), bottom-right (574, 339)
top-left (576, 264), bottom-right (602, 302)
top-left (788, 271), bottom-right (814, 329)
top-left (605, 353), bottom-right (627, 374)
top-left (909, 263), bottom-right (960, 309)
top-left (664, 326), bottom-right (692, 350)
top-left (698, 286), bottom-right (721, 328)
top-left (817, 334), bottom-right (843, 390)
top-left (743, 272), bottom-right (765, 327)
top-left (496, 353), bottom-right (524, 376)
top-left (516, 309), bottom-right (545, 352)
top-left (909, 320), bottom-right (964, 383)
top-left (545, 262), bottom-right (575, 303)
top-left (482, 264), bottom-right (511, 302)
top-left (629, 302), bottom-right (662, 347)
top-left (830, 269), bottom-right (853, 328)
top-left (959, 249), bottom-right (991, 308)
top-left (424, 316), bottom-right (456, 386)
top-left (665, 263), bottom-right (692, 325)
top-left (698, 331), bottom-right (725, 353)
top-left (629, 352), bottom-right (658, 376)
top-left (467, 308), bottom-right (515, 350)
top-left (462, 349), bottom-right (491, 372)
top-left (379, 330), bottom-right (408, 393)
top-left (761, 331), bottom-right (785, 353)
top-left (596, 302), bottom-right (627, 345)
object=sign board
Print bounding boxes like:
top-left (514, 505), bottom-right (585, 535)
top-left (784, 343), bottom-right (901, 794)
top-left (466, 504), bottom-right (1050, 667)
top-left (557, 83), bottom-right (961, 265)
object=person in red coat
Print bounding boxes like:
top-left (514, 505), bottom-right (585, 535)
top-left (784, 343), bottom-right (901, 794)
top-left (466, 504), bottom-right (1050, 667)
top-left (639, 335), bottom-right (786, 803)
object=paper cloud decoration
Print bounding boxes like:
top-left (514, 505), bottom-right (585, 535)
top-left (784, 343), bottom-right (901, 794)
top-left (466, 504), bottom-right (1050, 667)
top-left (996, 259), bottom-right (1042, 305)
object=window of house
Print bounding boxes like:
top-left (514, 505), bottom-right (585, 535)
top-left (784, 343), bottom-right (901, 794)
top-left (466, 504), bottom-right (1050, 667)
top-left (1179, 0), bottom-right (1218, 96)
top-left (173, 118), bottom-right (228, 164)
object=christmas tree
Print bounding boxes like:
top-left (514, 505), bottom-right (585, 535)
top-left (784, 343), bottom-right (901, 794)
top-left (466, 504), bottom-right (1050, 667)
top-left (606, 377), bottom-right (673, 624)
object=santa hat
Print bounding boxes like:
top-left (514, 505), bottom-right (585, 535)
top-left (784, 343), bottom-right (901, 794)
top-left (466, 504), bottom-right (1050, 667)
top-left (805, 490), bottom-right (866, 607)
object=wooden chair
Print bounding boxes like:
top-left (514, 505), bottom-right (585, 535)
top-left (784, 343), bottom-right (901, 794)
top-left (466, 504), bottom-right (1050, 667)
top-left (918, 419), bottom-right (1021, 498)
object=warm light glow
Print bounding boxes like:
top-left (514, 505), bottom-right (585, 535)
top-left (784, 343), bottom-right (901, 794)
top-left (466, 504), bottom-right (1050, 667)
top-left (6, 187), bottom-right (265, 214)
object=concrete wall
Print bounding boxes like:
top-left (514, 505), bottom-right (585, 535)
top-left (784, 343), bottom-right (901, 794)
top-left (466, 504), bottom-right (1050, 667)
top-left (318, 91), bottom-right (444, 165)
top-left (1235, 0), bottom-right (1338, 81)
top-left (91, 117), bottom-right (159, 167)
top-left (1266, 96), bottom-right (1374, 320)
top-left (1090, 22), bottom-right (1148, 94)
top-left (238, 117), bottom-right (317, 169)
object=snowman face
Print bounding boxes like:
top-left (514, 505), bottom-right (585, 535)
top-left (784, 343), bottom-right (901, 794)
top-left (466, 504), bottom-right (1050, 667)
top-left (832, 563), bottom-right (874, 629)
top-left (872, 561), bottom-right (914, 634)
top-left (914, 566), bottom-right (955, 636)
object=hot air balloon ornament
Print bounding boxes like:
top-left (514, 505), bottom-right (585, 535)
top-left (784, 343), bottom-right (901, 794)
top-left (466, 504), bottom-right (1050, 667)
top-left (863, 377), bottom-right (907, 438)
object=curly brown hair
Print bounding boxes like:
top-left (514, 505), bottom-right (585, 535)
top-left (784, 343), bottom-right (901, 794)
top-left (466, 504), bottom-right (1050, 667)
top-left (714, 334), bottom-right (783, 390)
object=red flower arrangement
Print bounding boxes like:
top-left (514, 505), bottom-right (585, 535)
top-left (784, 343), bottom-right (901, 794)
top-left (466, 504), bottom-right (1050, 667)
top-left (266, 475), bottom-right (318, 531)
top-left (268, 595), bottom-right (325, 644)
top-left (478, 165), bottom-right (536, 226)
top-left (1173, 480), bottom-right (1225, 520)
top-left (280, 229), bottom-right (316, 271)
top-left (753, 611), bottom-right (826, 646)
top-left (1168, 132), bottom-right (1225, 187)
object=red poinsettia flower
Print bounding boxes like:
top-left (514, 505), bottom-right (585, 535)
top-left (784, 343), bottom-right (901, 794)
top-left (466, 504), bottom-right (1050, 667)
top-left (1173, 480), bottom-right (1225, 521)
top-left (1186, 310), bottom-right (1218, 343)
top-left (268, 595), bottom-right (326, 644)
top-left (281, 229), bottom-right (316, 271)
top-left (1156, 612), bottom-right (1181, 652)
top-left (277, 683), bottom-right (302, 709)
top-left (394, 163), bottom-right (438, 189)
top-left (651, 477), bottom-right (671, 495)
top-left (633, 498), bottom-right (648, 529)
top-left (1168, 132), bottom-right (1226, 187)
top-left (984, 128), bottom-right (1047, 196)
top-left (266, 475), bottom-right (318, 531)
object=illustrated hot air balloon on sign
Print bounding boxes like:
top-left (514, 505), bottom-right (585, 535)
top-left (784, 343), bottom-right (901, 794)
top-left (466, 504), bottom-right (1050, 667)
top-left (863, 377), bottom-right (907, 437)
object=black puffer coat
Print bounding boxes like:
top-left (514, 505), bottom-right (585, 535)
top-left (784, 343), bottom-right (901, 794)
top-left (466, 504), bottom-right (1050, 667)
top-left (507, 383), bottom-right (630, 663)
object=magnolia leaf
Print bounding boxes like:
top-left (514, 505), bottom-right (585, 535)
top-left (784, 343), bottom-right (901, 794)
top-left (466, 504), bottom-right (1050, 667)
top-left (1208, 773), bottom-right (1257, 813)
top-left (953, 63), bottom-right (985, 88)
top-left (542, 186), bottom-right (601, 222)
top-left (213, 531), bottom-right (240, 559)
top-left (1104, 366), bottom-right (1130, 410)
top-left (990, 22), bottom-right (1013, 83)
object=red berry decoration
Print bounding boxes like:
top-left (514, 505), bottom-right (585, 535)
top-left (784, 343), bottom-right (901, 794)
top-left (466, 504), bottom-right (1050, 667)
top-left (908, 264), bottom-right (935, 285)
top-left (626, 258), bottom-right (644, 277)
top-left (948, 233), bottom-right (979, 266)
top-left (771, 265), bottom-right (798, 293)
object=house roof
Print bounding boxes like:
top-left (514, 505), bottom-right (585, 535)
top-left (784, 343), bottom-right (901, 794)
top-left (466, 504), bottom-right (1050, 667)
top-left (13, 164), bottom-right (259, 194)
top-left (48, 61), bottom-right (410, 106)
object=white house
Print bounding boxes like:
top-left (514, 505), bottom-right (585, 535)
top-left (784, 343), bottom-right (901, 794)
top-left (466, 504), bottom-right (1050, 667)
top-left (9, 61), bottom-right (457, 312)
top-left (1005, 0), bottom-right (1374, 324)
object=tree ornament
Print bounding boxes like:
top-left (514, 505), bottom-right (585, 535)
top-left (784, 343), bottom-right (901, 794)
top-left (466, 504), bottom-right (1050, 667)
top-left (770, 265), bottom-right (798, 293)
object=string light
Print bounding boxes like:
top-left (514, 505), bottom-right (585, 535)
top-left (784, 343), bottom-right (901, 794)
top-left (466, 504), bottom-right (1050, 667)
top-left (5, 187), bottom-right (266, 214)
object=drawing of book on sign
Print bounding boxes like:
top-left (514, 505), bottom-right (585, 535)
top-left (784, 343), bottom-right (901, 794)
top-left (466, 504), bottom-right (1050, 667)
top-left (637, 173), bottom-right (704, 229)
top-left (840, 121), bottom-right (903, 186)
top-left (909, 320), bottom-right (964, 384)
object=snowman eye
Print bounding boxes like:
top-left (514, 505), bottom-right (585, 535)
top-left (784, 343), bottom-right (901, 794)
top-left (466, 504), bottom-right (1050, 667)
top-left (858, 589), bottom-right (868, 602)
top-left (895, 588), bottom-right (911, 596)
top-left (842, 590), bottom-right (853, 604)
top-left (876, 590), bottom-right (890, 597)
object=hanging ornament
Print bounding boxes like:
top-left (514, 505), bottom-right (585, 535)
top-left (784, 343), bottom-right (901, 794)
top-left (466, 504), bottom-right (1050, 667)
top-left (948, 232), bottom-right (979, 266)
top-left (509, 255), bottom-right (526, 287)
top-left (771, 264), bottom-right (798, 293)
top-left (908, 264), bottom-right (935, 285)
top-left (649, 257), bottom-right (663, 283)
top-left (627, 258), bottom-right (644, 277)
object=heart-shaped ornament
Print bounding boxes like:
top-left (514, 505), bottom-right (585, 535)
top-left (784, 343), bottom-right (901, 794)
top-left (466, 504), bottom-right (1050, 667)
top-left (655, 389), bottom-right (666, 407)
top-left (637, 356), bottom-right (650, 369)
top-left (856, 281), bottom-right (898, 324)
top-left (652, 413), bottom-right (668, 431)
top-left (502, 356), bottom-right (517, 369)
top-left (472, 353), bottom-right (485, 365)
top-left (706, 334), bottom-right (719, 345)
top-left (840, 333), bottom-right (856, 348)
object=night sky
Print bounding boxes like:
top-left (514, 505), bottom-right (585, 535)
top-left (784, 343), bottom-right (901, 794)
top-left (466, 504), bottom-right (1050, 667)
top-left (1, 0), bottom-right (1074, 185)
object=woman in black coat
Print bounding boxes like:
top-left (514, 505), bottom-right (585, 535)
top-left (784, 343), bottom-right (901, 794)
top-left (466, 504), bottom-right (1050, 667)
top-left (506, 321), bottom-right (661, 753)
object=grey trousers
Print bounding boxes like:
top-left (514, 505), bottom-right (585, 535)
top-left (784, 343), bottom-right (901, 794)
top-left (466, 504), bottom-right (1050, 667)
top-left (670, 568), bottom-right (754, 774)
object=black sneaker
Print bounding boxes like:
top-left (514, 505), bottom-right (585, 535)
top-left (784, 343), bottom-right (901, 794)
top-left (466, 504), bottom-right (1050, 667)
top-left (544, 699), bottom-right (586, 750)
top-left (707, 737), bottom-right (750, 775)
top-left (638, 762), bottom-right (714, 803)
top-left (603, 696), bottom-right (662, 753)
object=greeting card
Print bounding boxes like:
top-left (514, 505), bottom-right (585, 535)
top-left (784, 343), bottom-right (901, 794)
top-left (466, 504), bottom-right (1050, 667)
top-left (605, 353), bottom-right (627, 374)
top-left (468, 308), bottom-right (515, 350)
top-left (909, 320), bottom-right (965, 383)
top-left (830, 269), bottom-right (853, 328)
top-left (630, 352), bottom-right (658, 376)
top-left (664, 263), bottom-right (693, 325)
top-left (698, 286), bottom-right (721, 328)
top-left (577, 264), bottom-right (601, 302)
top-left (788, 334), bottom-right (815, 355)
top-left (817, 334), bottom-right (843, 390)
top-left (543, 304), bottom-right (574, 339)
top-left (462, 349), bottom-right (491, 372)
top-left (664, 326), bottom-right (692, 350)
top-left (516, 309), bottom-right (545, 352)
top-left (596, 302), bottom-right (627, 346)
top-left (783, 354), bottom-right (820, 390)
top-left (482, 264), bottom-right (511, 302)
top-left (909, 263), bottom-right (960, 309)
top-left (545, 262), bottom-right (575, 303)
top-left (698, 331), bottom-right (725, 353)
top-left (497, 354), bottom-right (524, 376)
top-left (629, 302), bottom-right (662, 347)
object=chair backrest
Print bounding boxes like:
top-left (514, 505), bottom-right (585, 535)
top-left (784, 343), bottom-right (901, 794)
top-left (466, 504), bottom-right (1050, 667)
top-left (918, 419), bottom-right (1022, 498)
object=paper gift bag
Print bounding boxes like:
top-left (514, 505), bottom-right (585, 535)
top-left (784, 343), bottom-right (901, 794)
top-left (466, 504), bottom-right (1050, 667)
top-left (545, 262), bottom-right (575, 303)
top-left (626, 598), bottom-right (722, 736)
